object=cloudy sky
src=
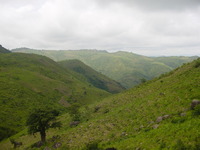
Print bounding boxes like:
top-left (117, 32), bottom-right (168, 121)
top-left (0, 0), bottom-right (200, 56)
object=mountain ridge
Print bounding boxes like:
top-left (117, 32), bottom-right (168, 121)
top-left (12, 48), bottom-right (198, 88)
top-left (58, 59), bottom-right (125, 93)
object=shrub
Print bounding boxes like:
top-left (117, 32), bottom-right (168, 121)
top-left (85, 141), bottom-right (102, 150)
top-left (193, 105), bottom-right (200, 116)
top-left (172, 139), bottom-right (187, 150)
top-left (194, 60), bottom-right (200, 68)
top-left (171, 117), bottom-right (186, 124)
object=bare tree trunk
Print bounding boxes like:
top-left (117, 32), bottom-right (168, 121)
top-left (40, 129), bottom-right (46, 143)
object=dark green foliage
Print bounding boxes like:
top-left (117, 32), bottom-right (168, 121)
top-left (194, 58), bottom-right (200, 68)
top-left (171, 116), bottom-right (186, 124)
top-left (159, 141), bottom-right (166, 149)
top-left (26, 108), bottom-right (61, 143)
top-left (0, 127), bottom-right (16, 141)
top-left (193, 105), bottom-right (200, 116)
top-left (140, 78), bottom-right (147, 84)
top-left (68, 103), bottom-right (81, 121)
top-left (172, 139), bottom-right (188, 150)
top-left (85, 141), bottom-right (101, 150)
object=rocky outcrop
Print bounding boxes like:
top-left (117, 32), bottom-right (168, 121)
top-left (191, 99), bottom-right (200, 110)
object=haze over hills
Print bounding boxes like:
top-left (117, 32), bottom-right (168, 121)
top-left (1, 54), bottom-right (199, 149)
top-left (13, 48), bottom-right (198, 88)
top-left (58, 59), bottom-right (125, 93)
top-left (0, 50), bottom-right (114, 141)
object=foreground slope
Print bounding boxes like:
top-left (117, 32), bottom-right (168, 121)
top-left (0, 52), bottom-right (110, 141)
top-left (58, 59), bottom-right (125, 93)
top-left (1, 58), bottom-right (199, 149)
top-left (12, 48), bottom-right (197, 88)
top-left (59, 58), bottom-right (200, 149)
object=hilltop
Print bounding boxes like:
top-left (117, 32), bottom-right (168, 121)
top-left (0, 52), bottom-right (111, 141)
top-left (1, 57), bottom-right (199, 149)
top-left (12, 48), bottom-right (198, 88)
top-left (58, 59), bottom-right (125, 93)
top-left (0, 45), bottom-right (11, 53)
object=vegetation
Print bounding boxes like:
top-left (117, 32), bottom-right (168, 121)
top-left (26, 108), bottom-right (61, 143)
top-left (0, 56), bottom-right (199, 149)
top-left (12, 48), bottom-right (198, 88)
top-left (58, 59), bottom-right (125, 93)
top-left (0, 45), bottom-right (11, 53)
top-left (0, 52), bottom-right (110, 141)
top-left (68, 103), bottom-right (81, 121)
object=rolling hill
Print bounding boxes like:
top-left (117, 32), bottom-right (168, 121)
top-left (12, 48), bottom-right (198, 88)
top-left (0, 52), bottom-right (111, 141)
top-left (58, 59), bottom-right (125, 93)
top-left (0, 45), bottom-right (11, 53)
top-left (1, 57), bottom-right (199, 149)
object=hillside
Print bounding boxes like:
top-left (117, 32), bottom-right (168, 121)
top-left (58, 59), bottom-right (125, 93)
top-left (0, 52), bottom-right (110, 141)
top-left (1, 58), bottom-right (199, 149)
top-left (0, 45), bottom-right (11, 53)
top-left (12, 48), bottom-right (198, 88)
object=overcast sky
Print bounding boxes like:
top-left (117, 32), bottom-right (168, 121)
top-left (0, 0), bottom-right (200, 56)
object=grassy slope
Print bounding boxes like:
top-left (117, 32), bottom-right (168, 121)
top-left (0, 53), bottom-right (110, 141)
top-left (58, 59), bottom-right (125, 93)
top-left (12, 48), bottom-right (197, 88)
top-left (1, 58), bottom-right (199, 149)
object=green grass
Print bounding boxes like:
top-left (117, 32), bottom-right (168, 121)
top-left (1, 57), bottom-right (199, 149)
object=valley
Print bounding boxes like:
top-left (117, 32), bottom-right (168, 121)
top-left (0, 46), bottom-right (199, 150)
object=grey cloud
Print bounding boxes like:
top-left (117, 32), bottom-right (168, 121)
top-left (0, 0), bottom-right (200, 56)
top-left (96, 0), bottom-right (200, 11)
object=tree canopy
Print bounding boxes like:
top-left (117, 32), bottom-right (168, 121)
top-left (26, 108), bottom-right (61, 143)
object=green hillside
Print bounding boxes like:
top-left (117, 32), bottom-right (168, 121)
top-left (1, 58), bottom-right (199, 149)
top-left (12, 48), bottom-right (197, 88)
top-left (0, 45), bottom-right (11, 53)
top-left (0, 52), bottom-right (110, 141)
top-left (58, 59), bottom-right (125, 93)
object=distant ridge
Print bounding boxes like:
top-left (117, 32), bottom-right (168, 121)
top-left (12, 48), bottom-right (198, 88)
top-left (0, 45), bottom-right (11, 53)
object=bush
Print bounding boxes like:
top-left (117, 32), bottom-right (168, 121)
top-left (194, 60), bottom-right (200, 68)
top-left (171, 117), bottom-right (186, 124)
top-left (193, 105), bottom-right (200, 116)
top-left (85, 141), bottom-right (102, 150)
top-left (172, 139), bottom-right (187, 150)
top-left (0, 127), bottom-right (16, 141)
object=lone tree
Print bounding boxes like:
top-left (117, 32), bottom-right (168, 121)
top-left (26, 108), bottom-right (61, 143)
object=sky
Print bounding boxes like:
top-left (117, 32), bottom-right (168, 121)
top-left (0, 0), bottom-right (200, 56)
